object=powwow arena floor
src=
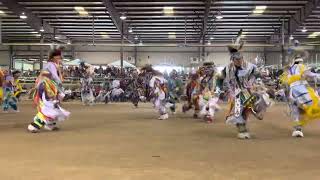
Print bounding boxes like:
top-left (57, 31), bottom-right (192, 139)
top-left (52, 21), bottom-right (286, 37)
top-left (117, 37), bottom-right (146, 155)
top-left (1, 102), bottom-right (320, 180)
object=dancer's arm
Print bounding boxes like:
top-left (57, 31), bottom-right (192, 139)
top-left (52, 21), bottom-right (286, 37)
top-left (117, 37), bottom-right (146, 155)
top-left (46, 63), bottom-right (62, 85)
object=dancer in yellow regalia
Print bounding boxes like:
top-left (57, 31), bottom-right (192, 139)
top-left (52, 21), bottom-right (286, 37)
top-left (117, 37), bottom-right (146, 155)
top-left (281, 46), bottom-right (320, 137)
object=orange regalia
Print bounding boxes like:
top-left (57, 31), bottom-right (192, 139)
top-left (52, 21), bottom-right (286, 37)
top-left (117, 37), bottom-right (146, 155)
top-left (183, 63), bottom-right (217, 119)
top-left (182, 70), bottom-right (202, 118)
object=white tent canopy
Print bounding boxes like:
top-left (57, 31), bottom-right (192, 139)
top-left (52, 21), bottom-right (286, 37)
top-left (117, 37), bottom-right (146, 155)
top-left (63, 59), bottom-right (92, 66)
top-left (108, 60), bottom-right (136, 68)
top-left (64, 59), bottom-right (82, 66)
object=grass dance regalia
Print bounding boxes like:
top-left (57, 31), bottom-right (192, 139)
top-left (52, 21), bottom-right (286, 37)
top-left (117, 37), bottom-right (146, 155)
top-left (182, 70), bottom-right (201, 118)
top-left (127, 70), bottom-right (145, 108)
top-left (182, 62), bottom-right (217, 119)
top-left (2, 70), bottom-right (19, 112)
top-left (27, 48), bottom-right (70, 133)
top-left (198, 87), bottom-right (221, 123)
top-left (166, 70), bottom-right (183, 114)
top-left (280, 46), bottom-right (320, 138)
top-left (79, 62), bottom-right (95, 106)
top-left (141, 65), bottom-right (169, 120)
top-left (13, 70), bottom-right (23, 100)
top-left (217, 43), bottom-right (271, 139)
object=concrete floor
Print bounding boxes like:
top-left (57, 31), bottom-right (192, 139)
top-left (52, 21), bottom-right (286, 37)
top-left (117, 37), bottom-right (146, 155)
top-left (1, 102), bottom-right (320, 180)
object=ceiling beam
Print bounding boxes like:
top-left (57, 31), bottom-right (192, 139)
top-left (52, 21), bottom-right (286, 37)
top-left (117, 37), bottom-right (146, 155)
top-left (101, 0), bottom-right (134, 43)
top-left (199, 0), bottom-right (212, 41)
top-left (288, 0), bottom-right (320, 34)
top-left (0, 0), bottom-right (67, 42)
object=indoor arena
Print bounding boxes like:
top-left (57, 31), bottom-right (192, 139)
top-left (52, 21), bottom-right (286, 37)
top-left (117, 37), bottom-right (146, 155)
top-left (0, 0), bottom-right (320, 179)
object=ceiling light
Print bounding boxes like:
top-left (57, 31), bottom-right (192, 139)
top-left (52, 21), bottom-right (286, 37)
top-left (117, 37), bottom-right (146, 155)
top-left (253, 10), bottom-right (264, 14)
top-left (210, 37), bottom-right (214, 40)
top-left (134, 36), bottom-right (138, 40)
top-left (216, 15), bottom-right (223, 19)
top-left (207, 41), bottom-right (211, 45)
top-left (168, 32), bottom-right (176, 39)
top-left (256, 6), bottom-right (267, 10)
top-left (128, 27), bottom-right (133, 33)
top-left (216, 11), bottom-right (223, 19)
top-left (0, 10), bottom-right (5, 15)
top-left (74, 6), bottom-right (85, 11)
top-left (289, 35), bottom-right (294, 40)
top-left (163, 6), bottom-right (174, 15)
top-left (139, 40), bottom-right (143, 45)
top-left (79, 11), bottom-right (89, 16)
top-left (20, 12), bottom-right (27, 19)
top-left (40, 26), bottom-right (44, 32)
top-left (67, 40), bottom-right (71, 45)
top-left (253, 6), bottom-right (267, 14)
top-left (240, 32), bottom-right (248, 38)
top-left (120, 14), bottom-right (127, 20)
top-left (301, 27), bottom-right (307, 33)
top-left (74, 6), bottom-right (89, 16)
top-left (308, 32), bottom-right (320, 38)
top-left (100, 32), bottom-right (109, 38)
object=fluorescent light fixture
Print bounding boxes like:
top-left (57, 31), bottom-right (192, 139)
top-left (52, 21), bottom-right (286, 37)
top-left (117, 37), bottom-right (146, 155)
top-left (40, 26), bottom-right (44, 32)
top-left (31, 31), bottom-right (38, 34)
top-left (0, 10), bottom-right (5, 15)
top-left (74, 6), bottom-right (89, 17)
top-left (134, 36), bottom-right (138, 40)
top-left (168, 32), bottom-right (176, 39)
top-left (256, 6), bottom-right (267, 10)
top-left (289, 35), bottom-right (294, 40)
top-left (301, 27), bottom-right (307, 33)
top-left (55, 36), bottom-right (59, 39)
top-left (120, 14), bottom-right (127, 20)
top-left (79, 11), bottom-right (89, 16)
top-left (210, 37), bottom-right (214, 40)
top-left (163, 6), bottom-right (174, 15)
top-left (74, 7), bottom-right (85, 11)
top-left (308, 32), bottom-right (320, 38)
top-left (253, 10), bottom-right (264, 14)
top-left (164, 7), bottom-right (174, 10)
top-left (216, 11), bottom-right (223, 19)
top-left (100, 32), bottom-right (109, 38)
top-left (253, 6), bottom-right (267, 14)
top-left (20, 12), bottom-right (27, 19)
top-left (240, 32), bottom-right (248, 37)
top-left (128, 27), bottom-right (133, 33)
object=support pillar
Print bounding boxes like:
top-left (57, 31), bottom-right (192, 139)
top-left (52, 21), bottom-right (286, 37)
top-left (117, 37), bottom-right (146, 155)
top-left (134, 46), bottom-right (137, 66)
top-left (9, 45), bottom-right (13, 70)
top-left (120, 21), bottom-right (124, 70)
top-left (39, 36), bottom-right (44, 70)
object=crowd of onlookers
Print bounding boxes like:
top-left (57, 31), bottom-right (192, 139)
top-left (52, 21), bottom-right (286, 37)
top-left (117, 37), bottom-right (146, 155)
top-left (21, 65), bottom-right (190, 80)
top-left (22, 65), bottom-right (138, 79)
